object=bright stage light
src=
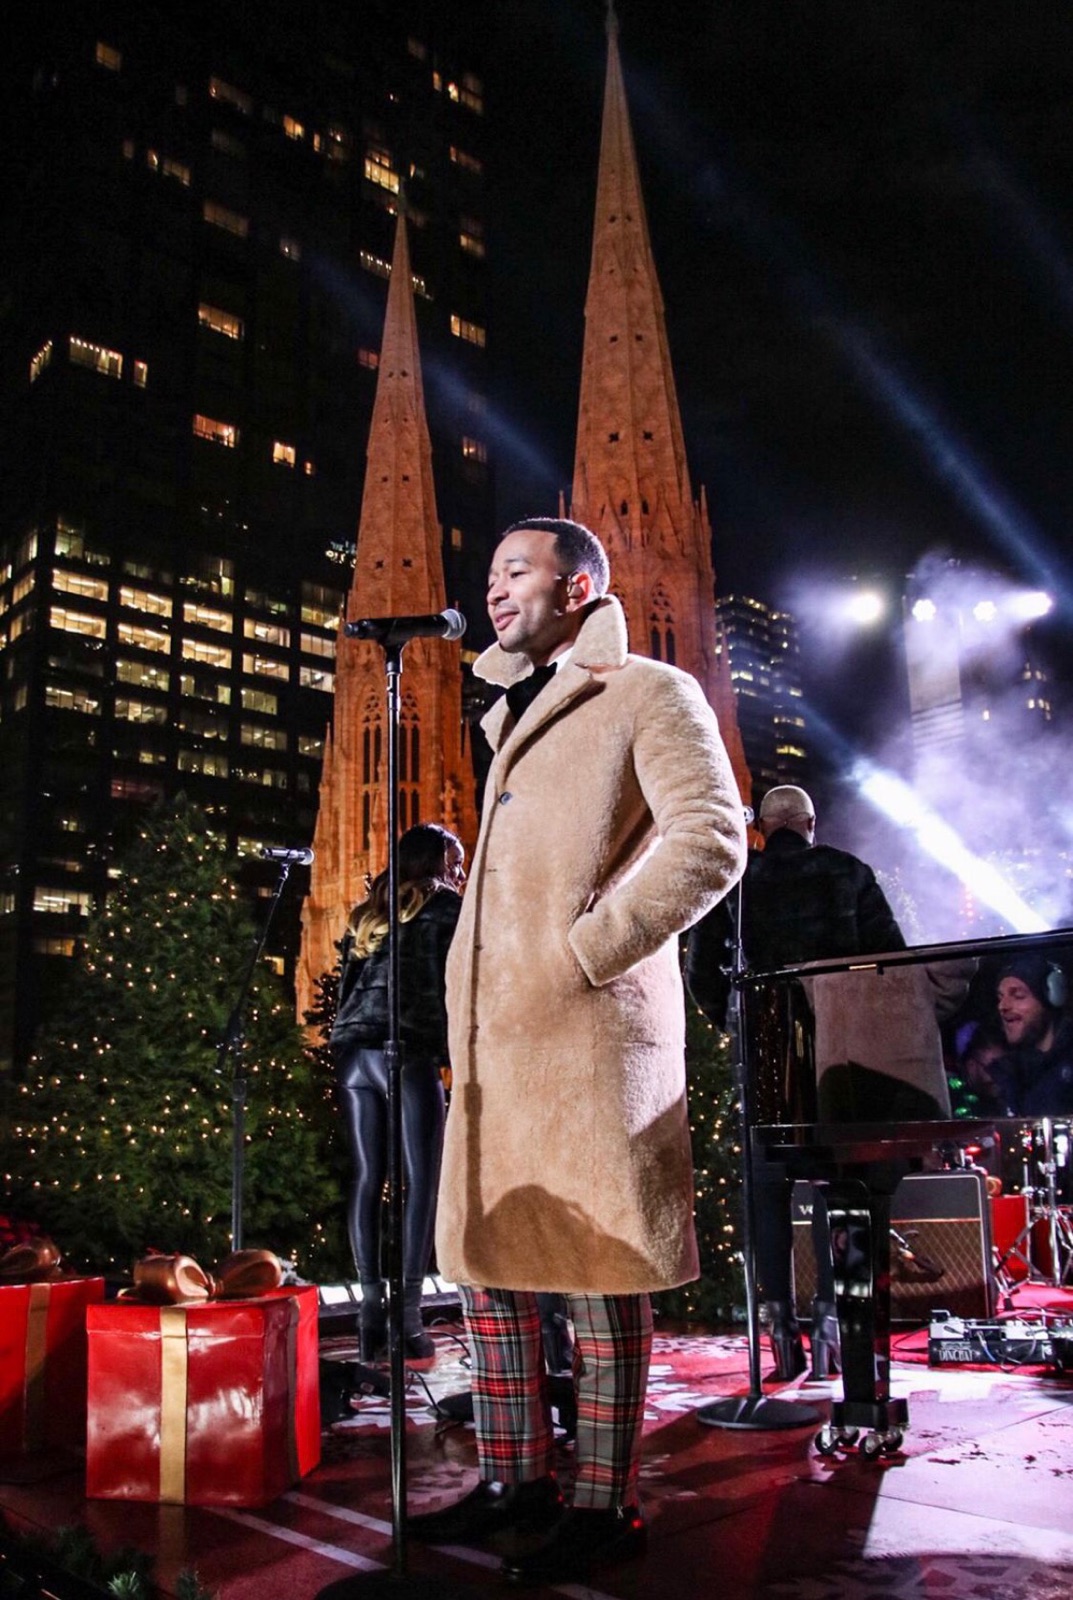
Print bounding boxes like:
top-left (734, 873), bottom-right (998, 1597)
top-left (971, 599), bottom-right (998, 623)
top-left (846, 590), bottom-right (885, 626)
top-left (910, 598), bottom-right (937, 622)
top-left (1009, 589), bottom-right (1053, 622)
top-left (852, 761), bottom-right (1048, 934)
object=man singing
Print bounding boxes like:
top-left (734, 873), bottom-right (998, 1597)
top-left (408, 517), bottom-right (746, 1585)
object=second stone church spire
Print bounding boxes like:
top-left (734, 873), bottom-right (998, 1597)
top-left (297, 211), bottom-right (477, 1018)
top-left (570, 7), bottom-right (750, 801)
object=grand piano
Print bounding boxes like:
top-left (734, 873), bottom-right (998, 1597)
top-left (746, 928), bottom-right (1073, 1457)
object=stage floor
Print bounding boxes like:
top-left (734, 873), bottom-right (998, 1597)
top-left (3, 1295), bottom-right (1073, 1600)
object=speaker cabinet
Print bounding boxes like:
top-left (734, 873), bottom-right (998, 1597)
top-left (792, 1171), bottom-right (996, 1322)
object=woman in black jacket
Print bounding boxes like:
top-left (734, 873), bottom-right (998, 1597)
top-left (331, 823), bottom-right (464, 1364)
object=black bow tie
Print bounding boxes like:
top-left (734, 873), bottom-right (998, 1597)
top-left (505, 663), bottom-right (557, 723)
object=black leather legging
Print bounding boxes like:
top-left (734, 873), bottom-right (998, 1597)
top-left (333, 1043), bottom-right (446, 1284)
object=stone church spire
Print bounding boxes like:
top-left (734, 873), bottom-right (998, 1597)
top-left (297, 210), bottom-right (477, 1019)
top-left (570, 6), bottom-right (751, 802)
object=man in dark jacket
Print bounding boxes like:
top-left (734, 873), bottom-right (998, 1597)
top-left (990, 954), bottom-right (1073, 1117)
top-left (686, 784), bottom-right (906, 1382)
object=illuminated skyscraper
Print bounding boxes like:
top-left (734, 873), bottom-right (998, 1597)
top-left (0, 3), bottom-right (491, 1068)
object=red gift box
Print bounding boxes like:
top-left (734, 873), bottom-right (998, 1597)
top-left (0, 1276), bottom-right (105, 1455)
top-left (85, 1285), bottom-right (320, 1505)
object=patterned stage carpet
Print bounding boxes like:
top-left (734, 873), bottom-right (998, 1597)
top-left (3, 1305), bottom-right (1073, 1599)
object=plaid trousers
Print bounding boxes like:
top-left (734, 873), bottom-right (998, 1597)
top-left (459, 1284), bottom-right (653, 1509)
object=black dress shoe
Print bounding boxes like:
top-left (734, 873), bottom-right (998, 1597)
top-left (405, 1475), bottom-right (563, 1545)
top-left (501, 1505), bottom-right (647, 1586)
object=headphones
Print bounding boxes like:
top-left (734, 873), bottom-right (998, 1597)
top-left (1046, 962), bottom-right (1069, 1009)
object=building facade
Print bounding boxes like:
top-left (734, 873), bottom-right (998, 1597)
top-left (715, 594), bottom-right (808, 812)
top-left (0, 2), bottom-right (492, 1069)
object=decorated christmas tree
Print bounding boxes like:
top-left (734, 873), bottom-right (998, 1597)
top-left (7, 797), bottom-right (348, 1278)
top-left (653, 1001), bottom-right (744, 1326)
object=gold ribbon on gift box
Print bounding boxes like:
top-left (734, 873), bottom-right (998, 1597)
top-left (121, 1250), bottom-right (292, 1503)
top-left (0, 1237), bottom-right (65, 1452)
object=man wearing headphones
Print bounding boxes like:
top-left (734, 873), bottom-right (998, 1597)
top-left (992, 955), bottom-right (1073, 1116)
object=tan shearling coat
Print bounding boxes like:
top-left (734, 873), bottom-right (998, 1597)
top-left (436, 596), bottom-right (747, 1294)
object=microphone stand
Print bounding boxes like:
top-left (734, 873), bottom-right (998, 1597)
top-left (695, 875), bottom-right (820, 1431)
top-left (218, 854), bottom-right (298, 1249)
top-left (316, 637), bottom-right (476, 1600)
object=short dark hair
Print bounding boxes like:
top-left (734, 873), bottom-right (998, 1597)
top-left (503, 517), bottom-right (610, 597)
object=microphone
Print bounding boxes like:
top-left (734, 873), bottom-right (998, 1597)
top-left (261, 846), bottom-right (315, 866)
top-left (344, 608), bottom-right (467, 645)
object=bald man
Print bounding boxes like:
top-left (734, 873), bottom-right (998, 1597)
top-left (686, 785), bottom-right (906, 1382)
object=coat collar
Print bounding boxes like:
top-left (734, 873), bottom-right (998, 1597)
top-left (472, 594), bottom-right (629, 688)
top-left (476, 595), bottom-right (630, 755)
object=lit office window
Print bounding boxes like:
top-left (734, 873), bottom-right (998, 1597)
top-left (244, 618), bottom-right (290, 647)
top-left (364, 147), bottom-right (399, 193)
top-left (241, 687), bottom-right (277, 714)
top-left (51, 607), bottom-right (106, 640)
top-left (30, 341), bottom-right (53, 383)
top-left (33, 887), bottom-right (93, 916)
top-left (133, 360), bottom-right (148, 388)
top-left (13, 573), bottom-right (34, 604)
top-left (299, 664), bottom-right (334, 693)
top-left (208, 77), bottom-right (253, 116)
top-left (300, 584), bottom-right (342, 628)
top-left (193, 414), bottom-right (238, 448)
top-left (181, 638), bottom-right (230, 667)
top-left (445, 76), bottom-right (484, 114)
top-left (241, 723), bottom-right (287, 750)
top-left (243, 652), bottom-right (288, 680)
top-left (450, 526), bottom-right (464, 550)
top-left (117, 659), bottom-right (170, 691)
top-left (450, 314), bottom-right (486, 348)
top-left (461, 436), bottom-right (487, 462)
top-left (272, 441), bottom-right (296, 467)
top-left (283, 115), bottom-right (305, 140)
top-left (233, 764), bottom-right (287, 790)
top-left (178, 749), bottom-right (230, 778)
top-left (183, 602), bottom-right (231, 632)
top-left (178, 706), bottom-right (227, 739)
top-left (279, 236), bottom-right (302, 261)
top-left (118, 622), bottom-right (170, 653)
top-left (357, 347), bottom-right (379, 370)
top-left (95, 42), bottom-right (122, 71)
top-left (69, 337), bottom-right (123, 379)
top-left (360, 250), bottom-right (391, 280)
top-left (202, 200), bottom-right (249, 237)
top-left (45, 684), bottom-right (101, 715)
top-left (298, 734), bottom-right (324, 758)
top-left (120, 586), bottom-right (171, 617)
top-left (115, 697), bottom-right (168, 725)
top-left (53, 570), bottom-right (108, 602)
top-left (460, 221), bottom-right (485, 259)
top-left (180, 672), bottom-right (230, 704)
top-left (300, 631), bottom-right (335, 659)
top-left (198, 304), bottom-right (244, 340)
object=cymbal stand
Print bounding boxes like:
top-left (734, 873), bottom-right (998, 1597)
top-left (994, 1119), bottom-right (1073, 1296)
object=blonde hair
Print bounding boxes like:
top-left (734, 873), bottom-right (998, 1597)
top-left (348, 823), bottom-right (461, 957)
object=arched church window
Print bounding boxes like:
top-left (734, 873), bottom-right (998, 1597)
top-left (649, 586), bottom-right (675, 666)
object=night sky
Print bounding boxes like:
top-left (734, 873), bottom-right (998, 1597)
top-left (482, 0), bottom-right (1073, 640)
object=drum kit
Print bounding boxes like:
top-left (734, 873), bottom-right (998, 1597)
top-left (994, 1117), bottom-right (1073, 1290)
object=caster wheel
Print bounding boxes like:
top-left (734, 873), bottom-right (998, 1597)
top-left (840, 1428), bottom-right (860, 1447)
top-left (881, 1429), bottom-right (904, 1456)
top-left (815, 1427), bottom-right (838, 1456)
top-left (860, 1432), bottom-right (883, 1460)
